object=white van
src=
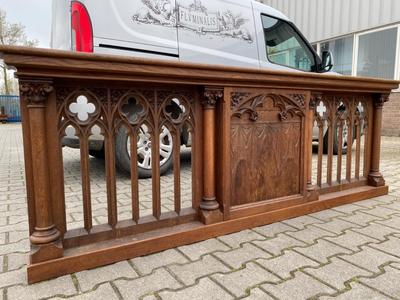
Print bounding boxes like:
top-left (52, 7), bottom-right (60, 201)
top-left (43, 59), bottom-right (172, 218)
top-left (52, 0), bottom-right (335, 177)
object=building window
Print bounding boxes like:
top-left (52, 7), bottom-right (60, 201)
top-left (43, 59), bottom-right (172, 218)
top-left (357, 27), bottom-right (398, 79)
top-left (321, 36), bottom-right (353, 75)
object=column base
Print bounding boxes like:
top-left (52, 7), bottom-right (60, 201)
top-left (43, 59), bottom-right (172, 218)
top-left (200, 197), bottom-right (219, 210)
top-left (30, 240), bottom-right (63, 264)
top-left (199, 209), bottom-right (223, 225)
top-left (306, 185), bottom-right (319, 201)
top-left (30, 225), bottom-right (61, 245)
top-left (368, 172), bottom-right (385, 187)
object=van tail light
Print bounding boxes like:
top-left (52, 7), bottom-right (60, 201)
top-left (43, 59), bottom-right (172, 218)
top-left (71, 1), bottom-right (93, 52)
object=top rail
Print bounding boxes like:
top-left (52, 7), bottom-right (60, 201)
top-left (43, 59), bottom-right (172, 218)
top-left (0, 45), bottom-right (399, 93)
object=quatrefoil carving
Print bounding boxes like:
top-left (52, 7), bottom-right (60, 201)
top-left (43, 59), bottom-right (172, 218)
top-left (121, 97), bottom-right (146, 125)
top-left (69, 95), bottom-right (96, 122)
top-left (163, 98), bottom-right (188, 124)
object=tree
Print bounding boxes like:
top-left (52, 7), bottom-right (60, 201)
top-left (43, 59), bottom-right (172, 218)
top-left (0, 9), bottom-right (38, 95)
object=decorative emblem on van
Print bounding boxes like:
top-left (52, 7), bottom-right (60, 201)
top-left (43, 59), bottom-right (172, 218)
top-left (132, 0), bottom-right (253, 42)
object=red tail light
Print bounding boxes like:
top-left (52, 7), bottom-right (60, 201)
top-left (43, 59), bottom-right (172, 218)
top-left (71, 1), bottom-right (93, 52)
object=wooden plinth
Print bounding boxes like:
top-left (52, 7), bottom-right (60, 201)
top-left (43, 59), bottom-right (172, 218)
top-left (27, 185), bottom-right (388, 284)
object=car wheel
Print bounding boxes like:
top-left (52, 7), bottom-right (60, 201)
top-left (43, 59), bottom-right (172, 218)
top-left (89, 149), bottom-right (105, 159)
top-left (324, 124), bottom-right (354, 155)
top-left (115, 125), bottom-right (174, 178)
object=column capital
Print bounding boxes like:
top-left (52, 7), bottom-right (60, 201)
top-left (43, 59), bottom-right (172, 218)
top-left (310, 93), bottom-right (323, 110)
top-left (202, 87), bottom-right (224, 109)
top-left (19, 78), bottom-right (53, 107)
top-left (373, 93), bottom-right (390, 108)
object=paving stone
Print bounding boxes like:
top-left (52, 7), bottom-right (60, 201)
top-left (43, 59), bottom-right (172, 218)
top-left (75, 261), bottom-right (138, 292)
top-left (131, 249), bottom-right (188, 275)
top-left (168, 254), bottom-right (230, 285)
top-left (7, 230), bottom-right (28, 243)
top-left (242, 288), bottom-right (275, 299)
top-left (352, 223), bottom-right (398, 241)
top-left (332, 203), bottom-right (365, 214)
top-left (214, 243), bottom-right (271, 269)
top-left (158, 277), bottom-right (233, 300)
top-left (253, 233), bottom-right (306, 256)
top-left (282, 215), bottom-right (323, 229)
top-left (6, 252), bottom-right (28, 271)
top-left (257, 250), bottom-right (319, 279)
top-left (339, 246), bottom-right (399, 273)
top-left (319, 282), bottom-right (391, 300)
top-left (114, 268), bottom-right (182, 299)
top-left (372, 195), bottom-right (397, 204)
top-left (309, 209), bottom-right (346, 221)
top-left (361, 206), bottom-right (399, 218)
top-left (354, 198), bottom-right (389, 208)
top-left (360, 265), bottom-right (400, 298)
top-left (369, 236), bottom-right (400, 258)
top-left (313, 218), bottom-right (361, 234)
top-left (212, 262), bottom-right (279, 297)
top-left (53, 283), bottom-right (119, 300)
top-left (0, 239), bottom-right (29, 255)
top-left (252, 222), bottom-right (297, 238)
top-left (338, 211), bottom-right (386, 226)
top-left (7, 275), bottom-right (76, 300)
top-left (178, 238), bottom-right (230, 261)
top-left (261, 271), bottom-right (335, 300)
top-left (217, 229), bottom-right (265, 248)
top-left (375, 214), bottom-right (400, 230)
top-left (325, 231), bottom-right (380, 251)
top-left (0, 267), bottom-right (25, 288)
top-left (0, 233), bottom-right (5, 245)
top-left (381, 201), bottom-right (400, 212)
top-left (285, 225), bottom-right (335, 244)
top-left (304, 257), bottom-right (372, 290)
top-left (294, 239), bottom-right (352, 264)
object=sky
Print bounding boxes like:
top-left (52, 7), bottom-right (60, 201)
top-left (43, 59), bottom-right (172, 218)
top-left (0, 0), bottom-right (52, 48)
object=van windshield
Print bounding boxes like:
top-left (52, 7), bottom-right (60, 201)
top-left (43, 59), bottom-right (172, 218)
top-left (262, 15), bottom-right (316, 72)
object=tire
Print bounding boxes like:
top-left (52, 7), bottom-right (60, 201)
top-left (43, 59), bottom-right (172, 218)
top-left (115, 126), bottom-right (174, 178)
top-left (323, 124), bottom-right (354, 155)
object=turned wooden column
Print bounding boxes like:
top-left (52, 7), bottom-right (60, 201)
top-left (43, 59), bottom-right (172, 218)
top-left (307, 93), bottom-right (320, 201)
top-left (20, 78), bottom-right (63, 263)
top-left (368, 93), bottom-right (389, 187)
top-left (199, 87), bottom-right (223, 224)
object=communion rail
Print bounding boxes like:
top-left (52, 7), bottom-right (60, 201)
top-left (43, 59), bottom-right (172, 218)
top-left (0, 46), bottom-right (398, 283)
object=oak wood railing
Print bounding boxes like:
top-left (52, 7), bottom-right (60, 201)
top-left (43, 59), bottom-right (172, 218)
top-left (0, 46), bottom-right (398, 283)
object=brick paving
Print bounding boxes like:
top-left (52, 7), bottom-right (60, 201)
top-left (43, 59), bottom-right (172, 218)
top-left (1, 123), bottom-right (400, 300)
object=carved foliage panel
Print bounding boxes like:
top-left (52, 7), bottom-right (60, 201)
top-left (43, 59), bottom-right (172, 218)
top-left (230, 90), bottom-right (306, 206)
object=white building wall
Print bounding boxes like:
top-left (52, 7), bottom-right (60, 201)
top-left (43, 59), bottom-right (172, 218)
top-left (261, 0), bottom-right (400, 42)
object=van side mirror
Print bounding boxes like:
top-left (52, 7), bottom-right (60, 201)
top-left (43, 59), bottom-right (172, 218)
top-left (320, 51), bottom-right (334, 73)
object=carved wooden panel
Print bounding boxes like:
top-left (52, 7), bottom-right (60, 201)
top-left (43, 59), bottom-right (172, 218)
top-left (230, 91), bottom-right (306, 206)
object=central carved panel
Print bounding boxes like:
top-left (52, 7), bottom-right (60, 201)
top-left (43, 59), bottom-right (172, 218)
top-left (230, 91), bottom-right (305, 206)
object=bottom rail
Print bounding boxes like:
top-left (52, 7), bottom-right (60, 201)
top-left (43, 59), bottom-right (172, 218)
top-left (28, 185), bottom-right (388, 284)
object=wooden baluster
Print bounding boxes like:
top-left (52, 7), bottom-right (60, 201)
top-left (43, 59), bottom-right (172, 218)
top-left (326, 102), bottom-right (334, 186)
top-left (130, 130), bottom-right (140, 223)
top-left (104, 129), bottom-right (118, 227)
top-left (307, 94), bottom-right (320, 200)
top-left (173, 131), bottom-right (181, 215)
top-left (79, 132), bottom-right (92, 232)
top-left (346, 98), bottom-right (354, 182)
top-left (355, 112), bottom-right (362, 180)
top-left (336, 119), bottom-right (344, 183)
top-left (368, 93), bottom-right (389, 187)
top-left (152, 125), bottom-right (161, 220)
top-left (19, 78), bottom-right (63, 264)
top-left (317, 119), bottom-right (324, 187)
top-left (199, 87), bottom-right (223, 224)
top-left (363, 104), bottom-right (370, 178)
